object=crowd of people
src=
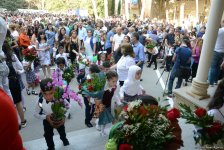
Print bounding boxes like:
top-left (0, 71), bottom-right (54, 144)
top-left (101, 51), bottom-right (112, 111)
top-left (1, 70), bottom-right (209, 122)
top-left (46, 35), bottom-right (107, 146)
top-left (0, 12), bottom-right (224, 150)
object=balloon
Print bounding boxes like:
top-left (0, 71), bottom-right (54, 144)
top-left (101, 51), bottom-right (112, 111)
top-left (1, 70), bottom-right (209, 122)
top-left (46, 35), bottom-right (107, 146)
top-left (93, 56), bottom-right (98, 62)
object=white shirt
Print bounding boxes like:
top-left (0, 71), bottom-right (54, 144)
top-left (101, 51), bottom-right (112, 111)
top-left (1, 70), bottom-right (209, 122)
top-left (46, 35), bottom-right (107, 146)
top-left (34, 98), bottom-right (53, 120)
top-left (11, 30), bottom-right (19, 40)
top-left (214, 27), bottom-right (224, 53)
top-left (208, 106), bottom-right (224, 124)
top-left (56, 53), bottom-right (69, 66)
top-left (34, 97), bottom-right (70, 120)
top-left (116, 55), bottom-right (135, 81)
top-left (113, 33), bottom-right (125, 51)
top-left (78, 27), bottom-right (87, 41)
top-left (12, 54), bottom-right (24, 74)
top-left (84, 36), bottom-right (96, 57)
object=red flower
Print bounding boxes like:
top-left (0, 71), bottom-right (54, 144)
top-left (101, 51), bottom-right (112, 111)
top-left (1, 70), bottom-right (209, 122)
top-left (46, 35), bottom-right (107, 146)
top-left (194, 108), bottom-right (207, 118)
top-left (87, 79), bottom-right (92, 83)
top-left (205, 122), bottom-right (222, 135)
top-left (87, 85), bottom-right (94, 92)
top-left (123, 105), bottom-right (128, 112)
top-left (78, 84), bottom-right (82, 90)
top-left (119, 144), bottom-right (132, 150)
top-left (166, 108), bottom-right (180, 122)
top-left (139, 106), bottom-right (148, 117)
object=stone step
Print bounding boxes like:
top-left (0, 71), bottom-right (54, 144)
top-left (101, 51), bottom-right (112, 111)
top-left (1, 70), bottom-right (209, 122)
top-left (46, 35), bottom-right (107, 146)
top-left (23, 126), bottom-right (110, 150)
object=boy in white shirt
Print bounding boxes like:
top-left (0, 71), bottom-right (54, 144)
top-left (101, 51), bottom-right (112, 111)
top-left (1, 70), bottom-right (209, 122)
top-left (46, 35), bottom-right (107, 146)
top-left (55, 46), bottom-right (69, 66)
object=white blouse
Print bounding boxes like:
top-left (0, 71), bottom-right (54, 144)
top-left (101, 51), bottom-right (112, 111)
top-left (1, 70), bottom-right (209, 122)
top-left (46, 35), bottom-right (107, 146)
top-left (116, 55), bottom-right (135, 81)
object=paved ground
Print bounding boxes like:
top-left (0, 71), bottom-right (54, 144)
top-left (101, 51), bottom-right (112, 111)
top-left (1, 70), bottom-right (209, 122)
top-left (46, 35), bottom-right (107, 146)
top-left (20, 62), bottom-right (198, 149)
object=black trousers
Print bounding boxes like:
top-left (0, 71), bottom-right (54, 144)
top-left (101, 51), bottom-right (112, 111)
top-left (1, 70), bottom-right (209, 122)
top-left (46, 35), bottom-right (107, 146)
top-left (83, 97), bottom-right (94, 124)
top-left (43, 119), bottom-right (67, 149)
top-left (166, 56), bottom-right (173, 71)
top-left (119, 80), bottom-right (124, 87)
top-left (77, 70), bottom-right (85, 84)
top-left (148, 54), bottom-right (158, 69)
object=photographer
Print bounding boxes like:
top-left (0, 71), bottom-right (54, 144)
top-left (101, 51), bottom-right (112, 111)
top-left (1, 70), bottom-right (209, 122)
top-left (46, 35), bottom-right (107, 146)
top-left (167, 37), bottom-right (192, 96)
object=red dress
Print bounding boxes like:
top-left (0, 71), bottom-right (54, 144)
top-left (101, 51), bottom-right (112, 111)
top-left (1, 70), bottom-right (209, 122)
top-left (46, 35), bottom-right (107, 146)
top-left (0, 88), bottom-right (25, 150)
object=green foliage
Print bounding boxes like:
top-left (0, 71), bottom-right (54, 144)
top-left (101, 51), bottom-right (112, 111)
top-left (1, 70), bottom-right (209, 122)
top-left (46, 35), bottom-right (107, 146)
top-left (0, 0), bottom-right (25, 11)
top-left (62, 65), bottom-right (74, 84)
top-left (51, 101), bottom-right (66, 120)
top-left (179, 103), bottom-right (213, 128)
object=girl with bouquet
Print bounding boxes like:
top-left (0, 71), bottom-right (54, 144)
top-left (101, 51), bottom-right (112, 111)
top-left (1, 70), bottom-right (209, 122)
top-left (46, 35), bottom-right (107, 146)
top-left (98, 71), bottom-right (121, 136)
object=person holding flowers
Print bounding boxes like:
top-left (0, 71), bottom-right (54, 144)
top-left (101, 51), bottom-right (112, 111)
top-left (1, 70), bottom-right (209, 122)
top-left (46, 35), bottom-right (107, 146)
top-left (22, 45), bottom-right (39, 95)
top-left (34, 78), bottom-right (70, 150)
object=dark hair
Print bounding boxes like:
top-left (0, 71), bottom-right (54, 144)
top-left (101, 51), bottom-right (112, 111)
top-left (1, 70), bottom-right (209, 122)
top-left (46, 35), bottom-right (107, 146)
top-left (124, 35), bottom-right (130, 43)
top-left (58, 27), bottom-right (66, 42)
top-left (120, 43), bottom-right (135, 58)
top-left (40, 78), bottom-right (53, 92)
top-left (37, 30), bottom-right (47, 43)
top-left (132, 32), bottom-right (139, 40)
top-left (182, 36), bottom-right (191, 47)
top-left (208, 80), bottom-right (224, 110)
top-left (89, 64), bottom-right (100, 73)
top-left (106, 71), bottom-right (118, 80)
top-left (46, 23), bottom-right (55, 32)
top-left (103, 61), bottom-right (111, 68)
top-left (56, 57), bottom-right (66, 65)
top-left (138, 95), bottom-right (158, 106)
top-left (6, 29), bottom-right (11, 38)
top-left (3, 41), bottom-right (14, 62)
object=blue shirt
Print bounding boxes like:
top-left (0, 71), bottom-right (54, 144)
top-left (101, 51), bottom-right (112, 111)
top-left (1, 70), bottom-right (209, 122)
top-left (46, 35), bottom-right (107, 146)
top-left (133, 42), bottom-right (145, 62)
top-left (105, 30), bottom-right (115, 49)
top-left (174, 46), bottom-right (192, 69)
top-left (148, 33), bottom-right (159, 43)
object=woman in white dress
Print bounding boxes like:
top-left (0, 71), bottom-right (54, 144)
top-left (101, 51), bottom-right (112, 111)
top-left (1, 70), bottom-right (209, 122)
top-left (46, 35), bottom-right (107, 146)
top-left (36, 30), bottom-right (51, 78)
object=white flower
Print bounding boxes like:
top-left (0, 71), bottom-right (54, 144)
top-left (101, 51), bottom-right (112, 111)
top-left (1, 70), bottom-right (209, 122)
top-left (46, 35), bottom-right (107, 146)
top-left (127, 100), bottom-right (142, 112)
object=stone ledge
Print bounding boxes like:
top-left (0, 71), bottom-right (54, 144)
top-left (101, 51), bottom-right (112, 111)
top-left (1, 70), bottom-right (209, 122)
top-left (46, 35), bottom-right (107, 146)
top-left (173, 86), bottom-right (217, 109)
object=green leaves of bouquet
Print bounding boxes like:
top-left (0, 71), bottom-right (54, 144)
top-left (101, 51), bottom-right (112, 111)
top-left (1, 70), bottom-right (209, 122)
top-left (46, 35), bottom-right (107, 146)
top-left (179, 103), bottom-right (224, 146)
top-left (146, 42), bottom-right (156, 49)
top-left (52, 87), bottom-right (66, 121)
top-left (107, 100), bottom-right (181, 150)
top-left (62, 65), bottom-right (75, 84)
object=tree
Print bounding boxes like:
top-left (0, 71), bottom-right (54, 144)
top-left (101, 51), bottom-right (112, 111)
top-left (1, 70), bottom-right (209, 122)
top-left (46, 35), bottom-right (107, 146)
top-left (140, 0), bottom-right (146, 20)
top-left (0, 0), bottom-right (25, 11)
top-left (91, 0), bottom-right (98, 19)
top-left (124, 0), bottom-right (129, 20)
top-left (104, 0), bottom-right (108, 18)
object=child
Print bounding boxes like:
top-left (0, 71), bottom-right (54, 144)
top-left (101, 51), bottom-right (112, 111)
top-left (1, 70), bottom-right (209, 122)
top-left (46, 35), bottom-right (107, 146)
top-left (98, 71), bottom-right (121, 136)
top-left (96, 51), bottom-right (107, 66)
top-left (208, 79), bottom-right (224, 123)
top-left (147, 46), bottom-right (159, 70)
top-left (34, 78), bottom-right (69, 150)
top-left (23, 60), bottom-right (38, 95)
top-left (120, 65), bottom-right (145, 103)
top-left (76, 46), bottom-right (87, 83)
top-left (55, 46), bottom-right (69, 66)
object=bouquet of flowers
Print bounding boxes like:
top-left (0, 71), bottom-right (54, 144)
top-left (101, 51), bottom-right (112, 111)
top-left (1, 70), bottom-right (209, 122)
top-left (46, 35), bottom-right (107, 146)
top-left (22, 46), bottom-right (38, 62)
top-left (62, 65), bottom-right (75, 84)
top-left (146, 42), bottom-right (156, 50)
top-left (179, 104), bottom-right (224, 146)
top-left (50, 69), bottom-right (82, 122)
top-left (106, 100), bottom-right (182, 150)
top-left (79, 72), bottom-right (106, 100)
top-left (77, 55), bottom-right (91, 67)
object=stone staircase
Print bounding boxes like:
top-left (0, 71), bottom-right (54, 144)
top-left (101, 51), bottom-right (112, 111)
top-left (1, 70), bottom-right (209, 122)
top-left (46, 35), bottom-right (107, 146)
top-left (24, 127), bottom-right (110, 150)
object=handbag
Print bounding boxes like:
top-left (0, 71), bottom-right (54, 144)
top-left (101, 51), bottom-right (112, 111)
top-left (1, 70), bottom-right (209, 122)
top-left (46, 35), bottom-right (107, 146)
top-left (176, 47), bottom-right (191, 79)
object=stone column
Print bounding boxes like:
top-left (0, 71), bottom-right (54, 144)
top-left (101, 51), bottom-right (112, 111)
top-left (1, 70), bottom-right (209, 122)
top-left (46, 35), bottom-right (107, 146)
top-left (189, 0), bottom-right (224, 99)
